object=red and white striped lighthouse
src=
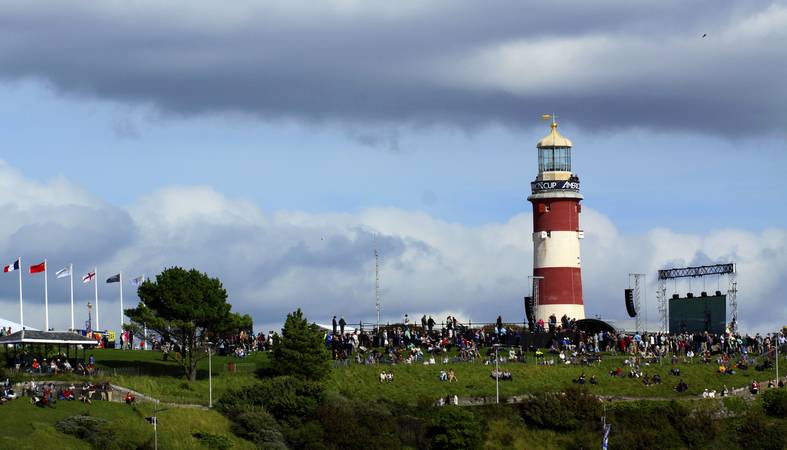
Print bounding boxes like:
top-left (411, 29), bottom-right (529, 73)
top-left (527, 118), bottom-right (585, 323)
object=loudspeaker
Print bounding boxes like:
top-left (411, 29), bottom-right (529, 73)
top-left (715, 291), bottom-right (722, 297)
top-left (672, 294), bottom-right (680, 299)
top-left (625, 288), bottom-right (637, 317)
top-left (525, 296), bottom-right (535, 322)
top-left (687, 292), bottom-right (694, 298)
top-left (701, 291), bottom-right (707, 297)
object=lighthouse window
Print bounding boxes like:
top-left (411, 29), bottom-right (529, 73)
top-left (538, 147), bottom-right (571, 172)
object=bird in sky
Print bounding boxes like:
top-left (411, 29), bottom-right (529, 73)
top-left (702, 33), bottom-right (707, 38)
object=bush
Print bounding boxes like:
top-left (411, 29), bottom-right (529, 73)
top-left (762, 389), bottom-right (787, 418)
top-left (735, 409), bottom-right (786, 450)
top-left (230, 410), bottom-right (288, 449)
top-left (519, 386), bottom-right (601, 431)
top-left (217, 376), bottom-right (324, 423)
top-left (192, 431), bottom-right (233, 450)
top-left (55, 416), bottom-right (119, 450)
top-left (428, 407), bottom-right (483, 450)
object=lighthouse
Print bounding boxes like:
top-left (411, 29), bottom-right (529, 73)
top-left (527, 118), bottom-right (585, 323)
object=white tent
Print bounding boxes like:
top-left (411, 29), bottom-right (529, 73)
top-left (0, 317), bottom-right (38, 333)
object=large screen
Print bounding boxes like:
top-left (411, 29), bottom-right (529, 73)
top-left (669, 294), bottom-right (727, 334)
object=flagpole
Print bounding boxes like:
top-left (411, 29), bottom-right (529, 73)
top-left (119, 272), bottom-right (124, 329)
top-left (69, 264), bottom-right (75, 331)
top-left (18, 257), bottom-right (23, 330)
top-left (94, 266), bottom-right (100, 332)
top-left (44, 259), bottom-right (49, 331)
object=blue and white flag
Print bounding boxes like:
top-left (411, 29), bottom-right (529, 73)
top-left (602, 424), bottom-right (611, 450)
top-left (56, 266), bottom-right (71, 279)
top-left (131, 275), bottom-right (145, 286)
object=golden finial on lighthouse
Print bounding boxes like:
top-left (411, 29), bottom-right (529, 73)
top-left (537, 113), bottom-right (572, 148)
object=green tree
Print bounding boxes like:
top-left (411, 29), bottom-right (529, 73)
top-left (271, 309), bottom-right (330, 381)
top-left (125, 267), bottom-right (246, 381)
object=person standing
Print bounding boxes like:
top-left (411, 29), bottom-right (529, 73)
top-left (339, 317), bottom-right (346, 336)
top-left (332, 316), bottom-right (338, 335)
top-left (427, 316), bottom-right (435, 333)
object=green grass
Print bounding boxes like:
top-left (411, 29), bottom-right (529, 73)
top-left (328, 354), bottom-right (780, 405)
top-left (0, 397), bottom-right (254, 449)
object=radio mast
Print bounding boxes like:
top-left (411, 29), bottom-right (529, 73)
top-left (374, 235), bottom-right (381, 330)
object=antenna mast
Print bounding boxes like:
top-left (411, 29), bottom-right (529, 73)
top-left (374, 236), bottom-right (381, 330)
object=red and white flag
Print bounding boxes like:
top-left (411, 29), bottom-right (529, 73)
top-left (29, 261), bottom-right (46, 274)
top-left (82, 271), bottom-right (96, 283)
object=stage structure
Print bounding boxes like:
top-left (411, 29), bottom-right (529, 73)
top-left (656, 263), bottom-right (737, 333)
top-left (527, 116), bottom-right (585, 323)
top-left (628, 273), bottom-right (646, 333)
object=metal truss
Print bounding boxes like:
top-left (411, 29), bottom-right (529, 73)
top-left (657, 263), bottom-right (734, 280)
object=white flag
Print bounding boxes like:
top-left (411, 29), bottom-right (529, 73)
top-left (131, 275), bottom-right (145, 286)
top-left (56, 267), bottom-right (71, 279)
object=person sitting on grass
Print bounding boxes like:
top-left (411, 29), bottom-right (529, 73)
top-left (642, 374), bottom-right (651, 386)
top-left (674, 379), bottom-right (688, 393)
top-left (447, 369), bottom-right (457, 383)
top-left (779, 379), bottom-right (785, 388)
top-left (652, 374), bottom-right (662, 385)
top-left (439, 370), bottom-right (448, 381)
top-left (502, 371), bottom-right (512, 381)
top-left (721, 385), bottom-right (729, 397)
top-left (575, 373), bottom-right (586, 385)
top-left (750, 380), bottom-right (760, 395)
top-left (124, 392), bottom-right (136, 405)
top-left (670, 368), bottom-right (681, 376)
top-left (609, 367), bottom-right (623, 377)
top-left (589, 375), bottom-right (598, 385)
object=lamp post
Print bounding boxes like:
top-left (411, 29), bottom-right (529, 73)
top-left (86, 302), bottom-right (93, 333)
top-left (207, 341), bottom-right (213, 408)
top-left (494, 344), bottom-right (500, 404)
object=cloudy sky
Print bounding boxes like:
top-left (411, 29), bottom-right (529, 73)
top-left (0, 1), bottom-right (785, 334)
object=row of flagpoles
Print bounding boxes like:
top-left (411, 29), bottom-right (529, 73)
top-left (3, 257), bottom-right (144, 333)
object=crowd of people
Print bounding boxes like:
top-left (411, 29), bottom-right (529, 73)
top-left (8, 352), bottom-right (97, 376)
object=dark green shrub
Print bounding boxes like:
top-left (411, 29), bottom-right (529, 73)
top-left (518, 386), bottom-right (602, 431)
top-left (192, 431), bottom-right (232, 450)
top-left (230, 409), bottom-right (288, 449)
top-left (55, 416), bottom-right (119, 450)
top-left (216, 376), bottom-right (324, 423)
top-left (762, 388), bottom-right (787, 418)
top-left (735, 409), bottom-right (786, 450)
top-left (428, 407), bottom-right (483, 450)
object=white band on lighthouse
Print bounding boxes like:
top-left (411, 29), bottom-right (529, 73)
top-left (532, 231), bottom-right (582, 269)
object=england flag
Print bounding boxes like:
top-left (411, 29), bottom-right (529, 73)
top-left (82, 271), bottom-right (96, 283)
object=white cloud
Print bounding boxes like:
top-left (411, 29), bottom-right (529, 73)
top-left (0, 162), bottom-right (784, 335)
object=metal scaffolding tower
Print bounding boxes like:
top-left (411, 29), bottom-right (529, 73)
top-left (629, 273), bottom-right (646, 333)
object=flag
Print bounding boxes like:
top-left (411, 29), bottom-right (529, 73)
top-left (56, 267), bottom-right (71, 279)
top-left (131, 276), bottom-right (145, 286)
top-left (602, 424), bottom-right (611, 450)
top-left (542, 114), bottom-right (552, 120)
top-left (106, 274), bottom-right (120, 283)
top-left (3, 259), bottom-right (20, 272)
top-left (82, 272), bottom-right (96, 283)
top-left (29, 262), bottom-right (46, 274)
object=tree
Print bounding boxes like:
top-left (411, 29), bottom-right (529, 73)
top-left (125, 267), bottom-right (247, 381)
top-left (272, 309), bottom-right (330, 381)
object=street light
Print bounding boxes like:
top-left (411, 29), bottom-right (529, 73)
top-left (206, 341), bottom-right (213, 408)
top-left (494, 344), bottom-right (500, 404)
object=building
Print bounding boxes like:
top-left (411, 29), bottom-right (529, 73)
top-left (527, 119), bottom-right (585, 323)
